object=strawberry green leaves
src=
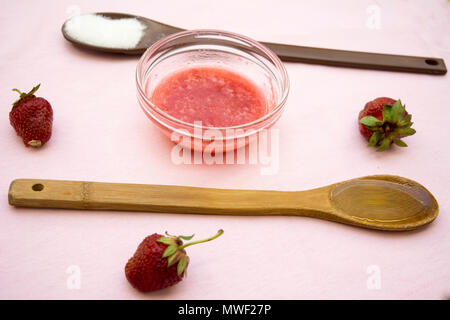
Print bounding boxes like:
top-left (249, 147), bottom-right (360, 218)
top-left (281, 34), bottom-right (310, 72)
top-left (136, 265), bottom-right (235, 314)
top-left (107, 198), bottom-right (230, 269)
top-left (157, 230), bottom-right (224, 277)
top-left (377, 138), bottom-right (392, 152)
top-left (12, 84), bottom-right (41, 109)
top-left (162, 245), bottom-right (178, 258)
top-left (398, 114), bottom-right (412, 127)
top-left (157, 235), bottom-right (189, 276)
top-left (157, 237), bottom-right (175, 245)
top-left (360, 116), bottom-right (383, 128)
top-left (179, 234), bottom-right (195, 241)
top-left (359, 99), bottom-right (415, 152)
top-left (368, 131), bottom-right (382, 147)
top-left (167, 250), bottom-right (185, 267)
top-left (382, 105), bottom-right (393, 123)
top-left (390, 100), bottom-right (405, 123)
top-left (397, 127), bottom-right (416, 136)
top-left (394, 139), bottom-right (408, 147)
top-left (177, 256), bottom-right (189, 276)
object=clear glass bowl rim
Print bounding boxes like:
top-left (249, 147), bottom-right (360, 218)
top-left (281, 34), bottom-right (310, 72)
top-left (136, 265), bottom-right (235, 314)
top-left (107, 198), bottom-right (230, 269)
top-left (136, 29), bottom-right (290, 131)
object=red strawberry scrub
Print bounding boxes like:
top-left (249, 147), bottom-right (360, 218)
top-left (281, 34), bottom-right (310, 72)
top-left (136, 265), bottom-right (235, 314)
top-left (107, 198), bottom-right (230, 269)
top-left (147, 67), bottom-right (268, 127)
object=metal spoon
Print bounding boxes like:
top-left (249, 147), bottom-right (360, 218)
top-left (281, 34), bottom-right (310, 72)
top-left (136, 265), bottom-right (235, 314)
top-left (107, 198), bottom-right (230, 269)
top-left (61, 12), bottom-right (447, 75)
top-left (8, 175), bottom-right (438, 231)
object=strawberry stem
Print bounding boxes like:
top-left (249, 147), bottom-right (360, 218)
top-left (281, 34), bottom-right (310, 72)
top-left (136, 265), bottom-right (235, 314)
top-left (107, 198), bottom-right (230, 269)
top-left (12, 84), bottom-right (41, 109)
top-left (178, 229), bottom-right (224, 250)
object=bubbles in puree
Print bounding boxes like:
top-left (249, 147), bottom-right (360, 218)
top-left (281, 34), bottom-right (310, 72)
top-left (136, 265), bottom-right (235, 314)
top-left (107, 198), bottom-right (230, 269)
top-left (147, 67), bottom-right (269, 127)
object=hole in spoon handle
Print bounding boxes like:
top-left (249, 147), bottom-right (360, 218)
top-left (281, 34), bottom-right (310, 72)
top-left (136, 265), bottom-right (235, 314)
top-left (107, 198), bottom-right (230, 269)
top-left (32, 183), bottom-right (44, 191)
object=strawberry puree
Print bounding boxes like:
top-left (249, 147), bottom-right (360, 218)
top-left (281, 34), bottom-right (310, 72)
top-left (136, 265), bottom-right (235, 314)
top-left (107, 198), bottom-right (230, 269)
top-left (147, 67), bottom-right (268, 127)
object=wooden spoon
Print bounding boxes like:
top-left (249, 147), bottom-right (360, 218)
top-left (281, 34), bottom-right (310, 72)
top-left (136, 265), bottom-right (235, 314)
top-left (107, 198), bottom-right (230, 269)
top-left (61, 12), bottom-right (447, 75)
top-left (8, 175), bottom-right (438, 231)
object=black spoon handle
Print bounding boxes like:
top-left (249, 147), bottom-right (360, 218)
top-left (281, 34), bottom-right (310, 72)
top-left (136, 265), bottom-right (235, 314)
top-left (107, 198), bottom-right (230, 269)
top-left (261, 42), bottom-right (447, 75)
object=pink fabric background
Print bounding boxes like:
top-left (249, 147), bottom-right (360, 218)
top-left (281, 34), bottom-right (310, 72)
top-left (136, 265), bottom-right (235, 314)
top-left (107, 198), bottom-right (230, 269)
top-left (0, 0), bottom-right (449, 299)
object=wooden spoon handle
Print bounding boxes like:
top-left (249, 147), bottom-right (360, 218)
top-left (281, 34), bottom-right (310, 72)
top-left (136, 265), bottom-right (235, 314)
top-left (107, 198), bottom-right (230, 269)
top-left (261, 42), bottom-right (447, 75)
top-left (8, 179), bottom-right (331, 216)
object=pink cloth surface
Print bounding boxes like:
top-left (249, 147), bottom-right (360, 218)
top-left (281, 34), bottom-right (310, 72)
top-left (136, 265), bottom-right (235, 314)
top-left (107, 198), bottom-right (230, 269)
top-left (0, 0), bottom-right (449, 299)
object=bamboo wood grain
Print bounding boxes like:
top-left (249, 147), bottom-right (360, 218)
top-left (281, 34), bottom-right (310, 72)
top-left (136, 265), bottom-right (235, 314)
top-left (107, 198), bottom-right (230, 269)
top-left (8, 175), bottom-right (439, 231)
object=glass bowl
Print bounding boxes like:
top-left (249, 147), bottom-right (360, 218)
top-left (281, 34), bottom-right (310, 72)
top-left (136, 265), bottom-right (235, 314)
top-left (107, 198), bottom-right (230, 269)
top-left (136, 29), bottom-right (289, 152)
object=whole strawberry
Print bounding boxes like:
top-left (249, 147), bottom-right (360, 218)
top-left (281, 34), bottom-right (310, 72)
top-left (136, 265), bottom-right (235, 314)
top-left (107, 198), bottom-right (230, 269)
top-left (125, 230), bottom-right (223, 292)
top-left (9, 84), bottom-right (53, 147)
top-left (358, 97), bottom-right (415, 151)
